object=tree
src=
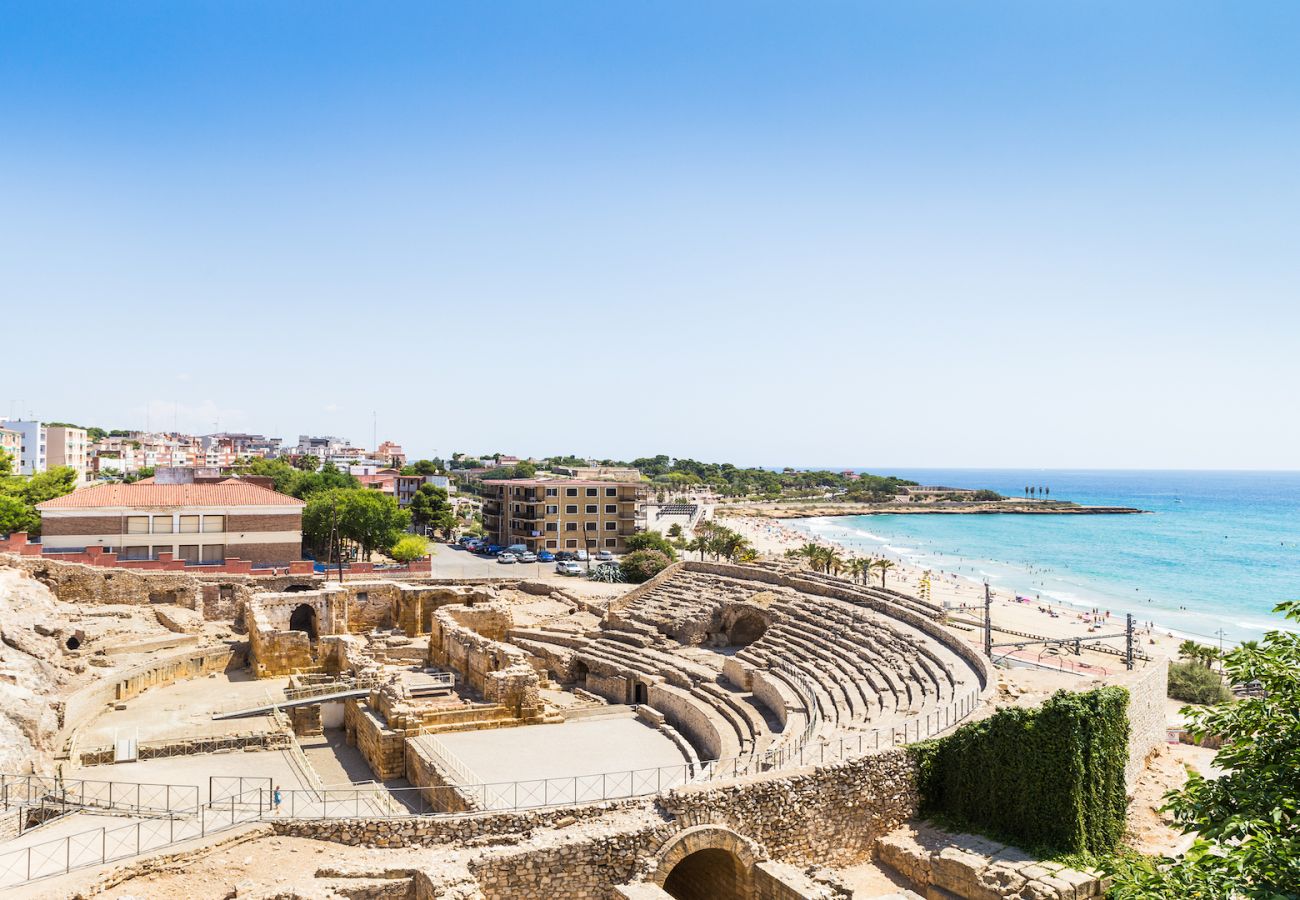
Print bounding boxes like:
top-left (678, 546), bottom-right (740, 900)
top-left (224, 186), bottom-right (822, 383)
top-left (621, 549), bottom-right (672, 583)
top-left (0, 493), bottom-right (39, 536)
top-left (405, 459), bottom-right (441, 476)
top-left (293, 454), bottom-right (320, 472)
top-left (513, 460), bottom-right (536, 478)
top-left (667, 523), bottom-right (683, 538)
top-left (1108, 601), bottom-right (1300, 896)
top-left (625, 531), bottom-right (678, 560)
top-left (872, 558), bottom-right (895, 587)
top-left (303, 488), bottom-right (409, 560)
top-left (848, 557), bottom-right (873, 584)
top-left (1167, 661), bottom-right (1232, 706)
top-left (389, 534), bottom-right (429, 563)
top-left (409, 484), bottom-right (455, 537)
top-left (0, 448), bottom-right (12, 478)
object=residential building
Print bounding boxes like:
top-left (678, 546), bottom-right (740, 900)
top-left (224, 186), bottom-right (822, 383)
top-left (201, 432), bottom-right (282, 461)
top-left (0, 427), bottom-right (21, 471)
top-left (1, 420), bottom-right (46, 475)
top-left (375, 440), bottom-right (406, 468)
top-left (36, 478), bottom-right (305, 565)
top-left (479, 479), bottom-right (647, 553)
top-left (46, 425), bottom-right (90, 482)
top-left (357, 471), bottom-right (453, 507)
top-left (296, 435), bottom-right (352, 458)
top-left (557, 465), bottom-right (644, 482)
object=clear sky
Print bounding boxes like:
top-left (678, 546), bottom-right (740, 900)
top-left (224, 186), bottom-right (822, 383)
top-left (4, 2), bottom-right (1298, 469)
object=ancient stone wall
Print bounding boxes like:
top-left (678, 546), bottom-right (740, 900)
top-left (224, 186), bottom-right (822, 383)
top-left (1117, 659), bottom-right (1169, 794)
top-left (426, 604), bottom-right (542, 717)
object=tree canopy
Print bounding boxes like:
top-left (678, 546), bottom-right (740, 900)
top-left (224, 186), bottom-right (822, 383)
top-left (1109, 600), bottom-right (1300, 897)
top-left (302, 488), bottom-right (409, 560)
top-left (0, 466), bottom-right (78, 537)
top-left (410, 483), bottom-right (456, 536)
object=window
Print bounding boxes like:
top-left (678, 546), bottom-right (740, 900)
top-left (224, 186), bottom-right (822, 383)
top-left (585, 522), bottom-right (597, 531)
top-left (586, 488), bottom-right (597, 496)
top-left (585, 504), bottom-right (597, 514)
top-left (179, 515), bottom-right (200, 534)
top-left (565, 505), bottom-right (578, 514)
top-left (565, 488), bottom-right (577, 497)
top-left (545, 523), bottom-right (557, 532)
top-left (202, 515), bottom-right (224, 533)
top-left (121, 545), bottom-right (149, 560)
top-left (201, 545), bottom-right (224, 563)
top-left (152, 516), bottom-right (173, 533)
top-left (149, 546), bottom-right (170, 560)
top-left (545, 488), bottom-right (558, 497)
top-left (546, 540), bottom-right (557, 548)
top-left (565, 522), bottom-right (577, 531)
top-left (605, 504), bottom-right (617, 514)
top-left (125, 516), bottom-right (149, 535)
top-left (605, 538), bottom-right (617, 548)
top-left (605, 521), bottom-right (617, 530)
top-left (546, 505), bottom-right (557, 514)
top-left (605, 488), bottom-right (617, 497)
top-left (565, 539), bottom-right (577, 548)
top-left (177, 544), bottom-right (199, 563)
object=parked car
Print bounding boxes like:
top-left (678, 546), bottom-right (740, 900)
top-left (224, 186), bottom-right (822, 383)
top-left (574, 549), bottom-right (589, 561)
top-left (506, 544), bottom-right (528, 556)
top-left (516, 552), bottom-right (537, 563)
top-left (537, 550), bottom-right (556, 562)
top-left (496, 552), bottom-right (517, 564)
top-left (484, 544), bottom-right (505, 555)
top-left (554, 551), bottom-right (576, 562)
top-left (596, 550), bottom-right (614, 561)
top-left (555, 561), bottom-right (583, 576)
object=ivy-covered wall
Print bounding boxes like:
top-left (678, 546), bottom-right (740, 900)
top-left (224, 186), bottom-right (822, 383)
top-left (911, 686), bottom-right (1129, 854)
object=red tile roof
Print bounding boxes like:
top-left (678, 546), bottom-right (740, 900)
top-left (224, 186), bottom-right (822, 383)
top-left (37, 482), bottom-right (305, 510)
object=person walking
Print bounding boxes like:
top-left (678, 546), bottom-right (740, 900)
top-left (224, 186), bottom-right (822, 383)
top-left (273, 784), bottom-right (282, 815)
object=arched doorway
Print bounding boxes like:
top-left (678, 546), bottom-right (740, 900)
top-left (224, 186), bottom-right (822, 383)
top-left (289, 604), bottom-right (318, 641)
top-left (728, 614), bottom-right (768, 647)
top-left (634, 682), bottom-right (649, 705)
top-left (662, 848), bottom-right (749, 900)
top-left (571, 660), bottom-right (589, 688)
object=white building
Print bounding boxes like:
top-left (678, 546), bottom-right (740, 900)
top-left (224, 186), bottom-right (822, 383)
top-left (0, 420), bottom-right (47, 476)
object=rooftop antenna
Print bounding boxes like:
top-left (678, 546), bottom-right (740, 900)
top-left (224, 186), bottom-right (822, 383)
top-left (372, 411), bottom-right (377, 454)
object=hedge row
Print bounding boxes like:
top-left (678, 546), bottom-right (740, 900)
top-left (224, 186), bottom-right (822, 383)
top-left (910, 686), bottom-right (1129, 854)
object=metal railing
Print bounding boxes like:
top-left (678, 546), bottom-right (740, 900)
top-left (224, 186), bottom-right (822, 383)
top-left (274, 685), bottom-right (982, 820)
top-left (412, 733), bottom-right (480, 786)
top-left (0, 775), bottom-right (199, 817)
top-left (0, 785), bottom-right (269, 888)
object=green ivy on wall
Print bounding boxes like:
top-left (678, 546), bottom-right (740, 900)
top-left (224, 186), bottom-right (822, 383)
top-left (910, 687), bottom-right (1130, 855)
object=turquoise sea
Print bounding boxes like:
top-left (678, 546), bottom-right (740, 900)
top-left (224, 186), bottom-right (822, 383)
top-left (788, 469), bottom-right (1300, 644)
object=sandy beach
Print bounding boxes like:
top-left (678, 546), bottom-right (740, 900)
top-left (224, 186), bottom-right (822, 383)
top-left (720, 513), bottom-right (1183, 676)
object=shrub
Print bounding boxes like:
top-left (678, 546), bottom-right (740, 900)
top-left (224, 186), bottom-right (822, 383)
top-left (1167, 661), bottom-right (1232, 705)
top-left (624, 531), bottom-right (678, 560)
top-left (388, 535), bottom-right (429, 563)
top-left (620, 549), bottom-right (672, 584)
top-left (911, 686), bottom-right (1129, 855)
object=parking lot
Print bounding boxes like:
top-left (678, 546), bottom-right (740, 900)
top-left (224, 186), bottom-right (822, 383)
top-left (426, 543), bottom-right (632, 600)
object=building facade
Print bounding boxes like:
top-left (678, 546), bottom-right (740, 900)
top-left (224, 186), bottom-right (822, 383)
top-left (36, 481), bottom-right (305, 565)
top-left (0, 420), bottom-right (46, 475)
top-left (479, 479), bottom-right (646, 553)
top-left (45, 425), bottom-right (90, 483)
top-left (0, 428), bottom-right (20, 472)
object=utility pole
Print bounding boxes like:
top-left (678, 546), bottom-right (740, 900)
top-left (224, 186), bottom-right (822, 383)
top-left (983, 582), bottom-right (992, 658)
top-left (1125, 613), bottom-right (1135, 670)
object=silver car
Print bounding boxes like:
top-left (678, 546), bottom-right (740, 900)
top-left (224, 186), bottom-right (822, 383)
top-left (516, 552), bottom-right (537, 563)
top-left (496, 552), bottom-right (517, 564)
top-left (555, 560), bottom-right (583, 576)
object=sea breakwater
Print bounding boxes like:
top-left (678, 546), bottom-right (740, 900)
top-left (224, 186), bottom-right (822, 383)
top-left (719, 501), bottom-right (1147, 519)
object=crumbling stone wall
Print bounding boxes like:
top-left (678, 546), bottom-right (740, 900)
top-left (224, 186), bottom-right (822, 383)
top-left (426, 604), bottom-right (542, 717)
top-left (1116, 660), bottom-right (1169, 794)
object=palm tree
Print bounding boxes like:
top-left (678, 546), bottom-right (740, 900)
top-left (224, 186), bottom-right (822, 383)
top-left (686, 536), bottom-right (709, 561)
top-left (788, 542), bottom-right (822, 571)
top-left (1178, 640), bottom-right (1202, 664)
top-left (824, 549), bottom-right (846, 576)
top-left (872, 558), bottom-right (895, 588)
top-left (848, 557), bottom-right (872, 584)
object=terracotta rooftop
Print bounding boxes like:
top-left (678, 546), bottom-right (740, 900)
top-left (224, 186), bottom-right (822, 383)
top-left (37, 482), bottom-right (305, 510)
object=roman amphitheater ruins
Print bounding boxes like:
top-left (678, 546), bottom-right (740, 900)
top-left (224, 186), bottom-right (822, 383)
top-left (0, 546), bottom-right (1168, 899)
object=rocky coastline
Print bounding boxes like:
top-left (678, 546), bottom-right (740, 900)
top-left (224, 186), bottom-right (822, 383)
top-left (717, 500), bottom-right (1147, 519)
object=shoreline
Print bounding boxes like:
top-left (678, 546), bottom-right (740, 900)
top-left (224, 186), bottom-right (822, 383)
top-left (718, 502), bottom-right (1147, 519)
top-left (721, 514), bottom-right (1201, 669)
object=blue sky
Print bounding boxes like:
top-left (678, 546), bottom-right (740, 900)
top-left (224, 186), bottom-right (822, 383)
top-left (4, 2), bottom-right (1299, 468)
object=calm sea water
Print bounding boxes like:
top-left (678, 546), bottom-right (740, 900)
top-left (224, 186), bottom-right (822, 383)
top-left (788, 469), bottom-right (1300, 643)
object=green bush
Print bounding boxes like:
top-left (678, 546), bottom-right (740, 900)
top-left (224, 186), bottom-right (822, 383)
top-left (1167, 661), bottom-right (1232, 705)
top-left (910, 687), bottom-right (1129, 855)
top-left (624, 531), bottom-right (678, 560)
top-left (389, 535), bottom-right (429, 563)
top-left (620, 549), bottom-right (672, 583)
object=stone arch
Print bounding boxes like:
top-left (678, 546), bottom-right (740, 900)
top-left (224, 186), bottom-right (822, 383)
top-left (653, 826), bottom-right (761, 900)
top-left (571, 659), bottom-right (590, 688)
top-left (727, 613), bottom-right (768, 647)
top-left (634, 681), bottom-right (649, 705)
top-left (289, 603), bottom-right (318, 641)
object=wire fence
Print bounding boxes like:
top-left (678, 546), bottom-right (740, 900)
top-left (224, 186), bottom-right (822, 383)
top-left (0, 775), bottom-right (199, 817)
top-left (0, 786), bottom-right (270, 888)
